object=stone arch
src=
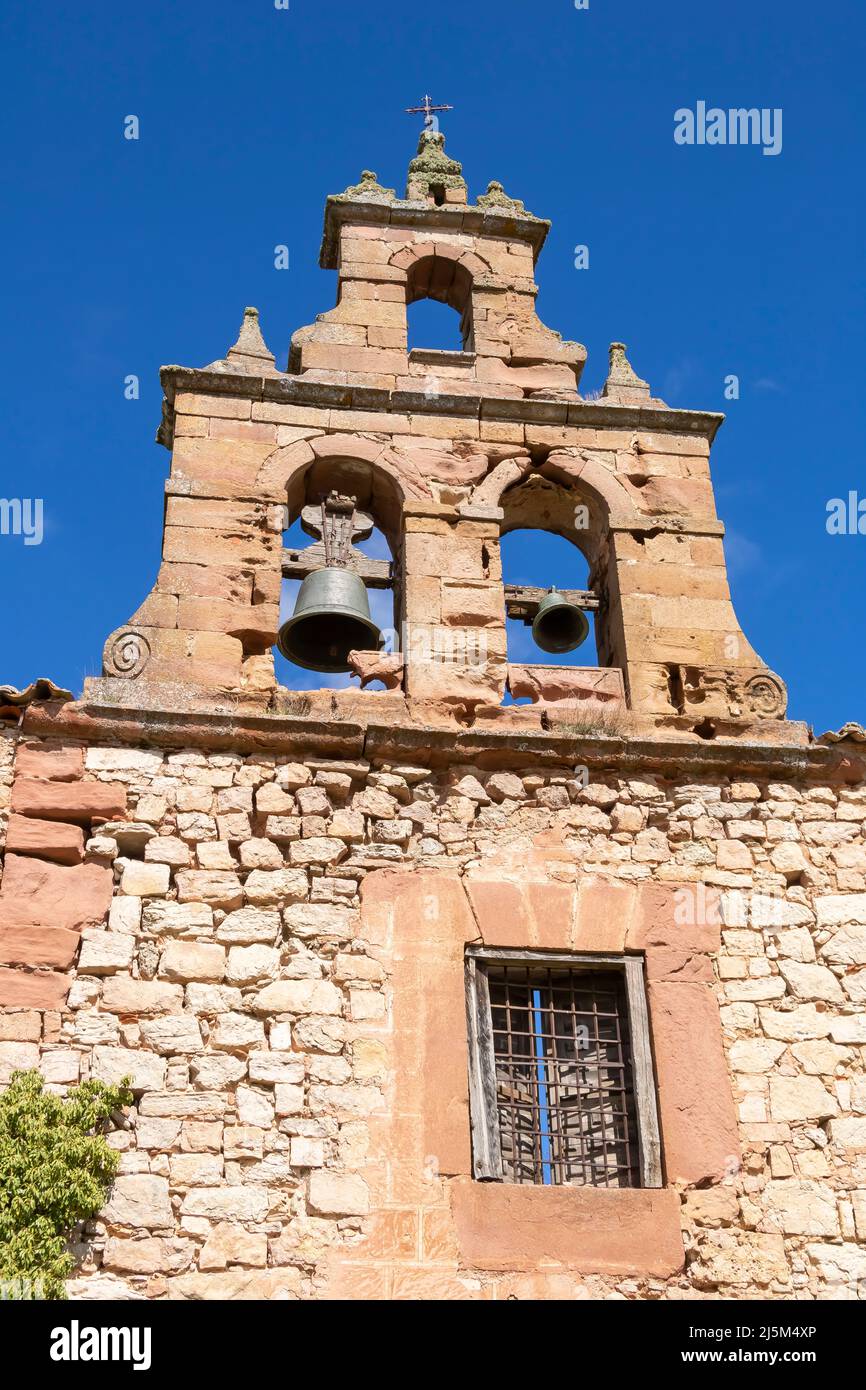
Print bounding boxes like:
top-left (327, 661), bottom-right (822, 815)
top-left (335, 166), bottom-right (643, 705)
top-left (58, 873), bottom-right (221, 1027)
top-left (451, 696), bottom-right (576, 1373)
top-left (390, 243), bottom-right (493, 351)
top-left (494, 452), bottom-right (642, 674)
top-left (255, 434), bottom-right (431, 550)
top-left (475, 450), bottom-right (641, 561)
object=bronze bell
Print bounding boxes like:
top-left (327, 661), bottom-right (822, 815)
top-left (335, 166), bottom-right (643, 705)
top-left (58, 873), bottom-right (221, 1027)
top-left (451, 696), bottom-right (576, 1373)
top-left (276, 567), bottom-right (383, 673)
top-left (531, 587), bottom-right (590, 654)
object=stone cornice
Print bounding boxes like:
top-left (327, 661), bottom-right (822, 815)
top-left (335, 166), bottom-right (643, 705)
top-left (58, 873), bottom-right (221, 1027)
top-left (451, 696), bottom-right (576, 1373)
top-left (318, 195), bottom-right (552, 270)
top-left (157, 364), bottom-right (725, 451)
top-left (20, 699), bottom-right (866, 786)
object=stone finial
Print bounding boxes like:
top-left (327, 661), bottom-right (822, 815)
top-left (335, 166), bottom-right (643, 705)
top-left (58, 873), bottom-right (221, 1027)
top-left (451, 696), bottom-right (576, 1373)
top-left (406, 129), bottom-right (467, 204)
top-left (601, 342), bottom-right (653, 404)
top-left (337, 169), bottom-right (396, 202)
top-left (476, 179), bottom-right (539, 220)
top-left (215, 306), bottom-right (277, 376)
top-left (200, 306), bottom-right (278, 378)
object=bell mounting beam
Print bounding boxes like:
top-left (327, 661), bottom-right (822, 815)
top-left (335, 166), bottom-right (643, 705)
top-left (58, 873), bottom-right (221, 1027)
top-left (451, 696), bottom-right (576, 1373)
top-left (281, 544), bottom-right (392, 587)
top-left (505, 585), bottom-right (599, 623)
top-left (280, 491), bottom-right (392, 587)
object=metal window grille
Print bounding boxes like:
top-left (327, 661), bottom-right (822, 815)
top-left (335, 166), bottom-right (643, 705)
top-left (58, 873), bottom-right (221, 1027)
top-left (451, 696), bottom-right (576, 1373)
top-left (465, 950), bottom-right (662, 1188)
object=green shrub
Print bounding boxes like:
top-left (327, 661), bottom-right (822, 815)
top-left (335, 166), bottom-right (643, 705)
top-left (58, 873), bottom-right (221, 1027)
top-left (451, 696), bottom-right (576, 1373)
top-left (0, 1069), bottom-right (132, 1300)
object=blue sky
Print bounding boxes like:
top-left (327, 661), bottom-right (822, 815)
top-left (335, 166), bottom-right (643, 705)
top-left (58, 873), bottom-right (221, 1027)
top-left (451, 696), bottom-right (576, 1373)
top-left (1, 0), bottom-right (863, 730)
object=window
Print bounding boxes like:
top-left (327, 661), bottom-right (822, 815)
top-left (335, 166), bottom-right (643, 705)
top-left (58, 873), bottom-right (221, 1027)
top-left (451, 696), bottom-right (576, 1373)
top-left (465, 949), bottom-right (662, 1188)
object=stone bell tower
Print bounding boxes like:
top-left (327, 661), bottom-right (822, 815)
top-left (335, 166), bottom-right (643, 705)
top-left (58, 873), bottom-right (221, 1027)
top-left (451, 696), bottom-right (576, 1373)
top-left (90, 120), bottom-right (787, 742)
top-left (2, 117), bottom-right (863, 1304)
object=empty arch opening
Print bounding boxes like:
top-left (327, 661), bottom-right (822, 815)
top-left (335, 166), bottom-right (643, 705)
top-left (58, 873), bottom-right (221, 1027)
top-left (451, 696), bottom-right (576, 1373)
top-left (405, 254), bottom-right (473, 351)
top-left (407, 298), bottom-right (465, 352)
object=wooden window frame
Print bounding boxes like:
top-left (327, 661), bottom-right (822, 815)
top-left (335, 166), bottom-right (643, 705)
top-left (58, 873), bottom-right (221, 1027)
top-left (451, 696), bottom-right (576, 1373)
top-left (464, 947), bottom-right (663, 1189)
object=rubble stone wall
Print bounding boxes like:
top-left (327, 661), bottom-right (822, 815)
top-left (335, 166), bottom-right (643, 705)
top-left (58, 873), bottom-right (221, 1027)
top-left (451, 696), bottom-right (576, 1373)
top-left (1, 732), bottom-right (865, 1300)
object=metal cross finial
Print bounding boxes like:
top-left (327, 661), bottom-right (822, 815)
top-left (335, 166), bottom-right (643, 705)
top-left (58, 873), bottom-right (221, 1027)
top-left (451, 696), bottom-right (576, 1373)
top-left (405, 94), bottom-right (453, 131)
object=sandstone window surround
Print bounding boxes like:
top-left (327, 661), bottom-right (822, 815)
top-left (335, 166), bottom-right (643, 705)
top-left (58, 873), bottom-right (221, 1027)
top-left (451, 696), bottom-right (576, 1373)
top-left (342, 870), bottom-right (741, 1278)
top-left (465, 948), bottom-right (662, 1189)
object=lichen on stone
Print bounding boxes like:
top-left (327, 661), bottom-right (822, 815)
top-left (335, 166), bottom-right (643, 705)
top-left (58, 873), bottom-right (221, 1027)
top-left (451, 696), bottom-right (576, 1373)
top-left (334, 169), bottom-right (396, 203)
top-left (476, 179), bottom-right (540, 220)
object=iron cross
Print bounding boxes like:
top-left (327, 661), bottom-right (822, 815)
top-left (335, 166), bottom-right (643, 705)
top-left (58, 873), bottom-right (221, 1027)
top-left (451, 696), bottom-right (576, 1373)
top-left (405, 94), bottom-right (453, 130)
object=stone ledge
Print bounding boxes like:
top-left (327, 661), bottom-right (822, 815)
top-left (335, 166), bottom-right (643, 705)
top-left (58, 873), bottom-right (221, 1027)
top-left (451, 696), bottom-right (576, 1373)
top-left (449, 1177), bottom-right (684, 1277)
top-left (156, 364), bottom-right (725, 450)
top-left (318, 195), bottom-right (552, 270)
top-left (18, 697), bottom-right (857, 783)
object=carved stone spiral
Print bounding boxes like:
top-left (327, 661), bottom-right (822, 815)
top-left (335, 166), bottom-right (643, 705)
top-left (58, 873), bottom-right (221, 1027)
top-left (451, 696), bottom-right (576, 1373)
top-left (106, 630), bottom-right (151, 679)
top-left (743, 672), bottom-right (786, 718)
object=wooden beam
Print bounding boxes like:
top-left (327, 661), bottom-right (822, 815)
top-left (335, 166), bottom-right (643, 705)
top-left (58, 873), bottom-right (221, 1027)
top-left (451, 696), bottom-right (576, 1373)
top-left (504, 584), bottom-right (599, 622)
top-left (281, 543), bottom-right (392, 587)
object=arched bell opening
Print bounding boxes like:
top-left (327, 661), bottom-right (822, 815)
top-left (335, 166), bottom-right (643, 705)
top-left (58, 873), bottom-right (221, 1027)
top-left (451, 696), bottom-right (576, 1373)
top-left (275, 461), bottom-right (403, 693)
top-left (499, 474), bottom-right (624, 715)
top-left (500, 530), bottom-right (599, 680)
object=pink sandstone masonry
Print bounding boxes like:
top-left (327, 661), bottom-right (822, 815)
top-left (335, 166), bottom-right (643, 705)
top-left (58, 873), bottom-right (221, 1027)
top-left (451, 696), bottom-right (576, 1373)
top-left (1, 129), bottom-right (865, 1302)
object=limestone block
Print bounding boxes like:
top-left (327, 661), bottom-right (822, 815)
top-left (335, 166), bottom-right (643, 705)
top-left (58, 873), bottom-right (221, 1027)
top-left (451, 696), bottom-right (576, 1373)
top-left (759, 1004), bottom-right (832, 1041)
top-left (251, 979), bottom-right (342, 1016)
top-left (185, 984), bottom-right (243, 1014)
top-left (288, 837), bottom-right (348, 867)
top-left (829, 1118), bottom-right (866, 1150)
top-left (226, 944), bottom-right (280, 985)
top-left (144, 836), bottom-right (191, 868)
top-left (180, 1186), bottom-right (270, 1222)
top-left (196, 842), bottom-right (236, 872)
top-left (815, 894), bottom-right (866, 927)
top-left (769, 1075), bottom-right (839, 1122)
top-left (168, 1153), bottom-right (223, 1187)
top-left (103, 1237), bottom-right (193, 1275)
top-left (236, 1085), bottom-right (274, 1127)
top-left (101, 978), bottom-right (184, 1016)
top-left (247, 1052), bottom-right (305, 1085)
top-left (762, 1180), bottom-right (840, 1237)
top-left (819, 924), bottom-right (866, 966)
top-left (210, 1012), bottom-right (266, 1050)
top-left (198, 1223), bottom-right (268, 1271)
top-left (255, 783), bottom-right (296, 814)
top-left (238, 838), bottom-right (284, 870)
top-left (166, 1269), bottom-right (300, 1299)
top-left (103, 1174), bottom-right (173, 1231)
top-left (728, 1039), bottom-right (786, 1073)
top-left (142, 901), bottom-right (213, 934)
top-left (175, 870), bottom-right (243, 910)
top-left (40, 1049), bottom-right (81, 1085)
top-left (273, 1084), bottom-right (304, 1117)
top-left (140, 1015), bottom-right (204, 1055)
top-left (244, 868), bottom-right (308, 905)
top-left (778, 960), bottom-right (845, 1003)
top-left (109, 897), bottom-right (142, 934)
top-left (189, 1053), bottom-right (247, 1089)
top-left (159, 941), bottom-right (226, 984)
top-left (216, 907), bottom-right (281, 945)
top-left (78, 929), bottom-right (135, 975)
top-left (0, 1041), bottom-right (40, 1084)
top-left (120, 861), bottom-right (171, 898)
top-left (791, 1040), bottom-right (849, 1075)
